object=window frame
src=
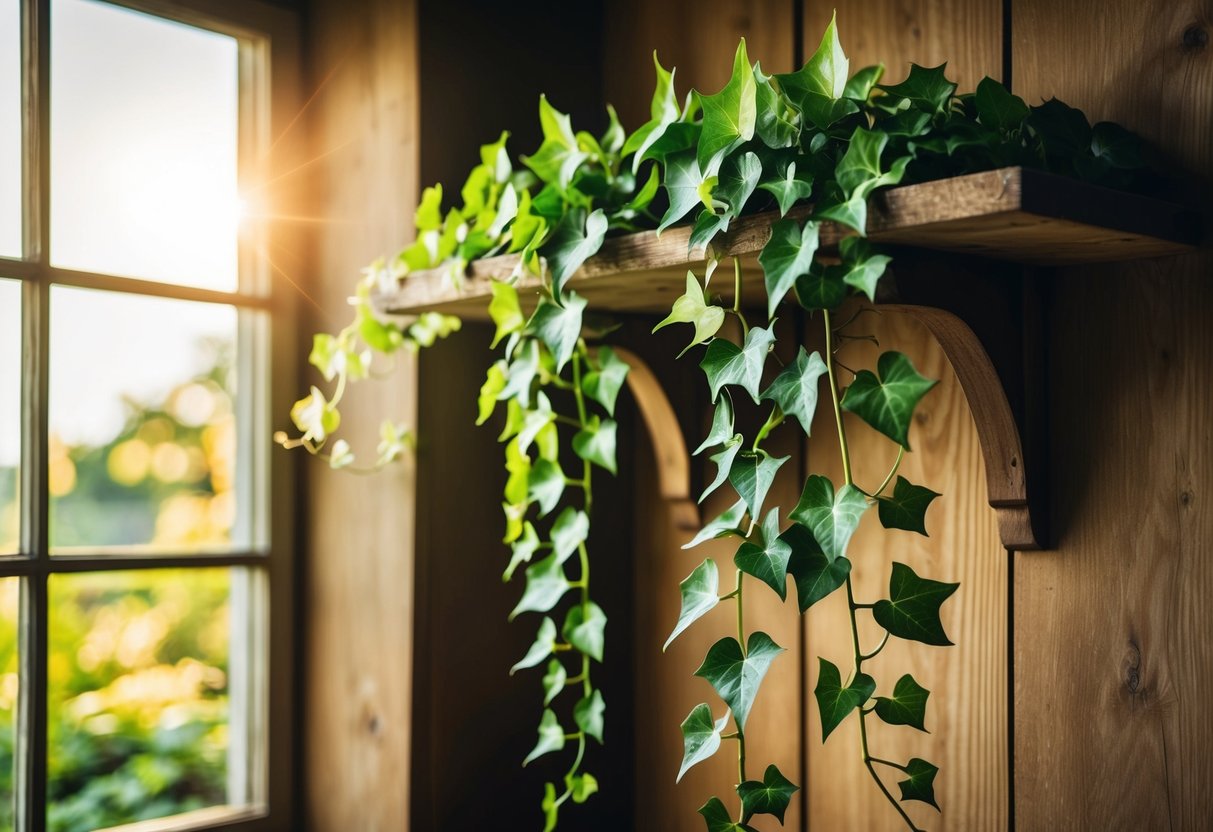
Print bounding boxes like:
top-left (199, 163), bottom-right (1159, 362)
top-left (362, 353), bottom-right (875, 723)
top-left (2, 0), bottom-right (301, 829)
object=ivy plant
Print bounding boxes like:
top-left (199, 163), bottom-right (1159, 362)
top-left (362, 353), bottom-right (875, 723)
top-left (281, 12), bottom-right (1146, 831)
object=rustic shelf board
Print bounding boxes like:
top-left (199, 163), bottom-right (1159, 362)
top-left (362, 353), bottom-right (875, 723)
top-left (373, 166), bottom-right (1198, 319)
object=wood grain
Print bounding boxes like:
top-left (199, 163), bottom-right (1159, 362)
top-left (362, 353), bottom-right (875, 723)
top-left (1013, 0), bottom-right (1213, 828)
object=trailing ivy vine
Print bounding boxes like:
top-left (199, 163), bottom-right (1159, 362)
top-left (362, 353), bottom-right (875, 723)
top-left (281, 13), bottom-right (1146, 831)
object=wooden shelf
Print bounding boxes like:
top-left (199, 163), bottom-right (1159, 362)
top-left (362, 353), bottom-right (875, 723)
top-left (372, 166), bottom-right (1199, 320)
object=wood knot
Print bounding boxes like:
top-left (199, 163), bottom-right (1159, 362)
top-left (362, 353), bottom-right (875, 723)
top-left (367, 714), bottom-right (382, 735)
top-left (1180, 490), bottom-right (1193, 508)
top-left (1123, 641), bottom-right (1144, 696)
top-left (1182, 24), bottom-right (1208, 52)
top-left (914, 410), bottom-right (930, 426)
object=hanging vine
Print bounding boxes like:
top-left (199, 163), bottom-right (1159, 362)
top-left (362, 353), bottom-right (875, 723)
top-left (280, 13), bottom-right (1147, 831)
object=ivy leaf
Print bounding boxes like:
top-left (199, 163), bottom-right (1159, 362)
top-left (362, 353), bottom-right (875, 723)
top-left (527, 292), bottom-right (586, 372)
top-left (841, 351), bottom-right (937, 449)
top-left (873, 562), bottom-right (959, 646)
top-left (898, 758), bottom-right (941, 810)
top-left (697, 39), bottom-right (757, 170)
top-left (838, 236), bottom-right (892, 302)
top-left (784, 525), bottom-right (852, 612)
top-left (511, 617), bottom-right (557, 675)
top-left (774, 13), bottom-right (854, 129)
top-left (758, 160), bottom-right (814, 217)
top-left (699, 797), bottom-right (758, 832)
top-left (875, 673), bottom-right (930, 732)
top-left (574, 689), bottom-right (606, 743)
top-left (701, 434), bottom-right (744, 504)
top-left (754, 63), bottom-right (797, 149)
top-left (572, 415), bottom-right (617, 474)
top-left (879, 63), bottom-right (957, 116)
top-left (510, 553), bottom-right (570, 620)
top-left (499, 339), bottom-right (540, 406)
top-left (523, 708), bottom-right (565, 766)
top-left (665, 558), bottom-right (719, 650)
top-left (760, 346), bottom-right (827, 434)
top-left (563, 602), bottom-right (607, 663)
top-left (701, 325), bottom-right (776, 404)
top-left (789, 475), bottom-right (868, 561)
top-left (759, 218), bottom-right (820, 318)
top-left (623, 51), bottom-right (681, 172)
top-left (550, 507), bottom-right (590, 566)
top-left (567, 771), bottom-right (598, 804)
top-left (654, 271), bottom-right (726, 356)
top-left (542, 658), bottom-right (566, 706)
top-left (621, 163), bottom-right (661, 217)
top-left (659, 150), bottom-right (712, 234)
top-left (814, 657), bottom-right (876, 741)
top-left (795, 262), bottom-right (848, 311)
top-left (689, 151), bottom-right (763, 249)
top-left (477, 360), bottom-right (508, 426)
top-left (503, 521), bottom-right (541, 582)
top-left (835, 127), bottom-right (910, 202)
top-left (1028, 98), bottom-right (1092, 159)
top-left (683, 499), bottom-right (747, 550)
top-left (878, 476), bottom-right (941, 536)
top-left (541, 782), bottom-right (559, 832)
top-left (734, 508), bottom-right (792, 601)
top-left (544, 209), bottom-right (607, 297)
top-left (523, 97), bottom-right (587, 190)
top-left (974, 76), bottom-right (1028, 132)
top-left (695, 392), bottom-right (736, 455)
top-left (517, 392), bottom-right (555, 454)
top-left (844, 64), bottom-right (885, 101)
top-left (728, 452), bottom-right (789, 521)
top-left (811, 194), bottom-right (868, 235)
top-left (415, 183), bottom-right (443, 231)
top-left (582, 346), bottom-right (630, 416)
top-left (694, 632), bottom-right (785, 731)
top-left (527, 458), bottom-right (566, 517)
top-left (737, 764), bottom-right (799, 824)
top-left (678, 703), bottom-right (731, 782)
top-left (290, 386), bottom-right (340, 443)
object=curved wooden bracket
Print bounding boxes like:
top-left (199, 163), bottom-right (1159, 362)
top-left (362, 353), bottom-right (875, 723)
top-left (610, 347), bottom-right (700, 531)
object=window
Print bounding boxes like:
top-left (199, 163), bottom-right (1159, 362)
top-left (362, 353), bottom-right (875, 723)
top-left (1, 1), bottom-right (297, 829)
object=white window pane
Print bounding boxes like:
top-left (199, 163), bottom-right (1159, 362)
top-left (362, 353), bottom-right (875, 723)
top-left (0, 0), bottom-right (20, 258)
top-left (51, 0), bottom-right (240, 290)
top-left (49, 287), bottom-right (244, 552)
top-left (0, 279), bottom-right (17, 553)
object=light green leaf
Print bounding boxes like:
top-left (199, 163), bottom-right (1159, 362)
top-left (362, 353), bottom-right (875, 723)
top-left (814, 657), bottom-right (876, 741)
top-left (758, 160), bottom-right (814, 217)
top-left (499, 339), bottom-right (540, 406)
top-left (503, 437), bottom-right (531, 507)
top-left (689, 152), bottom-right (763, 249)
top-left (760, 346), bottom-right (827, 434)
top-left (544, 210), bottom-right (607, 297)
top-left (541, 782), bottom-right (559, 832)
top-left (694, 632), bottom-right (785, 731)
top-left (789, 475), bottom-right (868, 561)
top-left (975, 76), bottom-right (1029, 132)
top-left (678, 703), bottom-right (731, 782)
top-left (517, 391), bottom-right (554, 453)
top-left (774, 13), bottom-right (852, 128)
top-left (835, 127), bottom-right (910, 202)
top-left (665, 558), bottom-right (719, 650)
top-left (844, 64), bottom-right (885, 101)
top-left (783, 524), bottom-right (851, 613)
top-left (574, 689), bottom-right (606, 743)
top-left (700, 434), bottom-right (744, 504)
top-left (728, 452), bottom-right (789, 520)
top-left (566, 771), bottom-right (599, 804)
top-left (415, 184), bottom-right (443, 231)
top-left (873, 561), bottom-right (959, 646)
top-left (623, 52), bottom-right (681, 172)
top-left (878, 476), bottom-right (941, 535)
top-left (759, 218), bottom-right (820, 318)
top-left (477, 361), bottom-right (508, 426)
top-left (511, 617), bottom-right (557, 675)
top-left (837, 236), bottom-right (892, 301)
top-left (550, 507), bottom-right (590, 566)
top-left (683, 499), bottom-right (748, 550)
top-left (527, 458), bottom-right (565, 517)
top-left (734, 508), bottom-right (792, 601)
top-left (489, 280), bottom-right (525, 349)
top-left (542, 658), bottom-right (566, 706)
top-left (622, 163), bottom-right (661, 216)
top-left (737, 764), bottom-right (799, 824)
top-left (659, 151), bottom-right (712, 234)
top-left (697, 39), bottom-right (757, 170)
top-left (695, 392), bottom-right (736, 455)
top-left (527, 292), bottom-right (586, 372)
top-left (875, 673), bottom-right (930, 732)
top-left (503, 521), bottom-right (541, 582)
top-left (524, 708), bottom-right (565, 766)
top-left (510, 553), bottom-right (570, 619)
top-left (290, 386), bottom-right (340, 443)
top-left (654, 271), bottom-right (726, 356)
top-left (563, 602), bottom-right (607, 663)
top-left (879, 63), bottom-right (957, 115)
top-left (753, 63), bottom-right (797, 149)
top-left (898, 758), bottom-right (941, 810)
top-left (572, 415), bottom-right (617, 474)
top-left (811, 193), bottom-right (868, 234)
top-left (699, 796), bottom-right (758, 832)
top-left (701, 325), bottom-right (776, 404)
top-left (582, 346), bottom-right (630, 416)
top-left (840, 351), bottom-right (937, 448)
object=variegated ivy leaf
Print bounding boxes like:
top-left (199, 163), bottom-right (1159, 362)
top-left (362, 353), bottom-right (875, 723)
top-left (572, 415), bottom-right (617, 474)
top-left (511, 616), bottom-right (557, 675)
top-left (527, 292), bottom-right (586, 372)
top-left (327, 439), bottom-right (353, 470)
top-left (694, 392), bottom-right (736, 455)
top-left (728, 451), bottom-right (789, 521)
top-left (581, 346), bottom-right (630, 416)
top-left (544, 209), bottom-right (607, 297)
top-left (840, 351), bottom-right (937, 449)
top-left (789, 474), bottom-right (868, 561)
top-left (523, 708), bottom-right (565, 766)
top-left (700, 434), bottom-right (744, 504)
top-left (683, 498), bottom-right (748, 550)
top-left (694, 632), bottom-right (785, 731)
top-left (873, 562), bottom-right (959, 646)
top-left (898, 758), bottom-right (941, 810)
top-left (563, 602), bottom-right (607, 663)
top-left (759, 218), bottom-right (820, 318)
top-left (760, 346), bottom-right (828, 434)
top-left (499, 339), bottom-right (540, 406)
top-left (488, 280), bottom-right (524, 349)
top-left (574, 689), bottom-right (605, 743)
top-left (510, 553), bottom-right (570, 620)
top-left (700, 324), bottom-right (776, 404)
top-left (734, 508), bottom-right (792, 601)
top-left (814, 657), bottom-right (875, 741)
top-left (697, 39), bottom-right (757, 170)
top-left (516, 391), bottom-right (554, 453)
top-left (664, 558), bottom-right (719, 651)
top-left (678, 703), bottom-right (730, 782)
top-left (653, 272), bottom-right (726, 356)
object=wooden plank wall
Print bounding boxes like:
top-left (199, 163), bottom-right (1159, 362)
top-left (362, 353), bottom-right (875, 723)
top-left (301, 0), bottom-right (421, 829)
top-left (1011, 1), bottom-right (1213, 828)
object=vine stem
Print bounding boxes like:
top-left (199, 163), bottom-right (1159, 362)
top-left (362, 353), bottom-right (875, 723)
top-left (732, 256), bottom-right (749, 338)
top-left (823, 308), bottom-right (922, 832)
top-left (735, 568), bottom-right (747, 790)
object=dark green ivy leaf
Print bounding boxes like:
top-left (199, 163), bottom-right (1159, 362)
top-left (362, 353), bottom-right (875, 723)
top-left (511, 616), bottom-right (557, 675)
top-left (840, 351), bottom-right (937, 449)
top-left (760, 346), bottom-right (827, 434)
top-left (734, 508), bottom-right (792, 601)
top-left (759, 218), bottom-right (820, 318)
top-left (879, 63), bottom-right (957, 116)
top-left (878, 476), bottom-right (941, 536)
top-left (701, 325), bottom-right (777, 404)
top-left (701, 434), bottom-right (744, 504)
top-left (784, 525), bottom-right (852, 613)
top-left (813, 657), bottom-right (876, 741)
top-left (873, 561), bottom-right (958, 646)
top-left (737, 763), bottom-right (799, 824)
top-left (795, 261), bottom-right (848, 310)
top-left (524, 708), bottom-right (565, 766)
top-left (574, 689), bottom-right (605, 743)
top-left (694, 632), bottom-right (785, 731)
top-left (678, 703), bottom-right (730, 782)
top-left (754, 63), bottom-right (797, 149)
top-left (544, 209), bottom-right (608, 297)
top-left (1028, 98), bottom-right (1092, 160)
top-left (834, 127), bottom-right (911, 203)
top-left (563, 602), bottom-right (607, 662)
top-left (510, 553), bottom-right (570, 620)
top-left (974, 76), bottom-right (1029, 132)
top-left (542, 658), bottom-right (566, 706)
top-left (527, 292), bottom-right (586, 372)
top-left (898, 758), bottom-right (941, 810)
top-left (572, 415), bottom-right (618, 474)
top-left (838, 236), bottom-right (892, 302)
top-left (683, 498), bottom-right (748, 550)
top-left (582, 345), bottom-right (630, 417)
top-left (695, 391), bottom-right (735, 455)
top-left (527, 458), bottom-right (566, 517)
top-left (789, 474), bottom-right (868, 561)
top-left (874, 673), bottom-right (930, 732)
top-left (699, 797), bottom-right (758, 832)
top-left (728, 451), bottom-right (789, 521)
top-left (697, 39), bottom-right (757, 170)
top-left (665, 558), bottom-right (720, 650)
